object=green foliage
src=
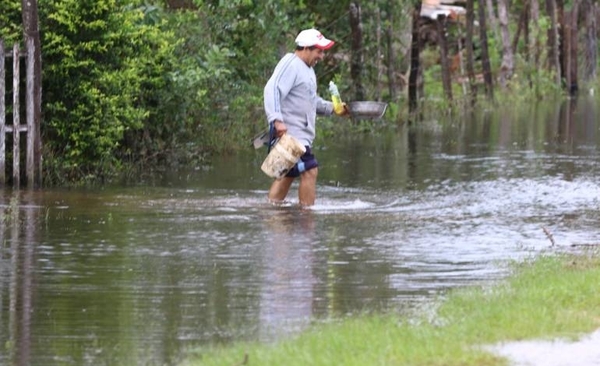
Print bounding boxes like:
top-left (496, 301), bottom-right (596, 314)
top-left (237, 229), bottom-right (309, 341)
top-left (3, 0), bottom-right (417, 184)
top-left (156, 9), bottom-right (255, 157)
top-left (149, 0), bottom-right (323, 157)
top-left (0, 0), bottom-right (22, 43)
top-left (39, 0), bottom-right (180, 182)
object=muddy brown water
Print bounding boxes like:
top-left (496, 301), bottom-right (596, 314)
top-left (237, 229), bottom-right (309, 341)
top-left (1, 98), bottom-right (599, 365)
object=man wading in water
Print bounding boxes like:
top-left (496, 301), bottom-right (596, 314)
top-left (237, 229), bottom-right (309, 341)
top-left (263, 28), bottom-right (348, 206)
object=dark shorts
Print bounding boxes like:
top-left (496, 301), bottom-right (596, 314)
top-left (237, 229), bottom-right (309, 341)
top-left (285, 146), bottom-right (318, 178)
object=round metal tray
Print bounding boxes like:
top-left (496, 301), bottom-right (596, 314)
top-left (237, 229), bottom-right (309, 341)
top-left (348, 101), bottom-right (388, 119)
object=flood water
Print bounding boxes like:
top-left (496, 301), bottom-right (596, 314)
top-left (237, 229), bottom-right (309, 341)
top-left (1, 97), bottom-right (600, 366)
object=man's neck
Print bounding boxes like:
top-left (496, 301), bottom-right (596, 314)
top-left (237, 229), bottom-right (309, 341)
top-left (294, 50), bottom-right (310, 66)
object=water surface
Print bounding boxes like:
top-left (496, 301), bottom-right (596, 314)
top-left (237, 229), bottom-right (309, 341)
top-left (1, 98), bottom-right (599, 365)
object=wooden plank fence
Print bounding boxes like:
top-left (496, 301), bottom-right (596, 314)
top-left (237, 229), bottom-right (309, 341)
top-left (0, 38), bottom-right (39, 188)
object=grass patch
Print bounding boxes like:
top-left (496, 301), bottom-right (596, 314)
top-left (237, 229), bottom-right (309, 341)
top-left (182, 249), bottom-right (600, 366)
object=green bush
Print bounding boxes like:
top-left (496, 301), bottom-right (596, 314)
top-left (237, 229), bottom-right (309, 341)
top-left (40, 0), bottom-right (180, 183)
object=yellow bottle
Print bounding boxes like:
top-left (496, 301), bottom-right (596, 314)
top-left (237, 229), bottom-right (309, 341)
top-left (328, 81), bottom-right (345, 115)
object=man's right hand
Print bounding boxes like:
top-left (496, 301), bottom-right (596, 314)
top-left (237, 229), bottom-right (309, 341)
top-left (273, 120), bottom-right (287, 137)
top-left (335, 103), bottom-right (350, 117)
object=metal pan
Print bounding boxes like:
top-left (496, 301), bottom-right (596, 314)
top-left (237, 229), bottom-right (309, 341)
top-left (348, 101), bottom-right (388, 119)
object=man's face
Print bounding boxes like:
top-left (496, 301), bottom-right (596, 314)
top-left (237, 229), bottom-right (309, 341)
top-left (307, 48), bottom-right (325, 67)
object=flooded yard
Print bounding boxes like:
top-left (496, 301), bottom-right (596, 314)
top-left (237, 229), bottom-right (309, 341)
top-left (1, 98), bottom-right (599, 365)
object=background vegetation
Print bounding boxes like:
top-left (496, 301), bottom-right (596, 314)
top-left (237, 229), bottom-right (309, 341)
top-left (1, 0), bottom-right (598, 184)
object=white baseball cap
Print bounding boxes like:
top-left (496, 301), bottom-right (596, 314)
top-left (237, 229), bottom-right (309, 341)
top-left (295, 29), bottom-right (335, 50)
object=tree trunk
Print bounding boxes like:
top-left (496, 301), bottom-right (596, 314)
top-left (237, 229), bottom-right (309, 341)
top-left (455, 22), bottom-right (467, 96)
top-left (582, 0), bottom-right (597, 82)
top-left (465, 0), bottom-right (478, 102)
top-left (545, 0), bottom-right (561, 85)
top-left (386, 27), bottom-right (397, 101)
top-left (349, 2), bottom-right (365, 101)
top-left (530, 0), bottom-right (540, 21)
top-left (524, 3), bottom-right (531, 87)
top-left (511, 3), bottom-right (527, 55)
top-left (376, 7), bottom-right (382, 101)
top-left (21, 0), bottom-right (42, 187)
top-left (565, 1), bottom-right (579, 95)
top-left (497, 0), bottom-right (514, 88)
top-left (556, 0), bottom-right (566, 87)
top-left (530, 0), bottom-right (541, 70)
top-left (408, 1), bottom-right (422, 117)
top-left (485, 0), bottom-right (499, 40)
top-left (437, 16), bottom-right (453, 101)
top-left (478, 0), bottom-right (494, 98)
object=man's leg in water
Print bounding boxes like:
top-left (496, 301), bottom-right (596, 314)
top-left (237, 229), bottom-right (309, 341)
top-left (268, 176), bottom-right (295, 203)
top-left (298, 167), bottom-right (318, 206)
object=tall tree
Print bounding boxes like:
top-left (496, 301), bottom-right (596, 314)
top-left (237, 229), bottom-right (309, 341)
top-left (565, 0), bottom-right (579, 95)
top-left (386, 26), bottom-right (398, 102)
top-left (556, 0), bottom-right (566, 86)
top-left (465, 0), bottom-right (478, 102)
top-left (437, 15), bottom-right (453, 101)
top-left (485, 0), bottom-right (499, 40)
top-left (408, 1), bottom-right (422, 116)
top-left (478, 0), bottom-right (494, 98)
top-left (545, 0), bottom-right (561, 85)
top-left (21, 0), bottom-right (42, 187)
top-left (530, 0), bottom-right (541, 71)
top-left (497, 0), bottom-right (514, 88)
top-left (375, 7), bottom-right (383, 101)
top-left (582, 0), bottom-right (597, 82)
top-left (349, 2), bottom-right (365, 101)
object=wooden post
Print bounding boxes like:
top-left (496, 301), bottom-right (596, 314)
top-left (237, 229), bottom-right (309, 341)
top-left (0, 40), bottom-right (5, 186)
top-left (13, 43), bottom-right (20, 188)
top-left (1, 40), bottom-right (39, 188)
top-left (27, 38), bottom-right (35, 186)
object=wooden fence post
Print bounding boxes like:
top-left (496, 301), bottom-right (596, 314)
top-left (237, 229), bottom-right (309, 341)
top-left (13, 43), bottom-right (20, 188)
top-left (1, 38), bottom-right (40, 188)
top-left (27, 38), bottom-right (35, 187)
top-left (0, 40), bottom-right (5, 186)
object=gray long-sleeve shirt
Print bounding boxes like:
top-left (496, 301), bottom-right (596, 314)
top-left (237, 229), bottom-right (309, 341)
top-left (264, 53), bottom-right (333, 147)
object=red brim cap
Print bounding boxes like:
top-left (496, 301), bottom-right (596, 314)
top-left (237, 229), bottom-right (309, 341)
top-left (314, 39), bottom-right (335, 50)
top-left (295, 29), bottom-right (336, 50)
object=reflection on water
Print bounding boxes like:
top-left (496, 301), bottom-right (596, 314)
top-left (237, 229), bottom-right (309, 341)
top-left (1, 98), bottom-right (600, 365)
top-left (259, 209), bottom-right (317, 341)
